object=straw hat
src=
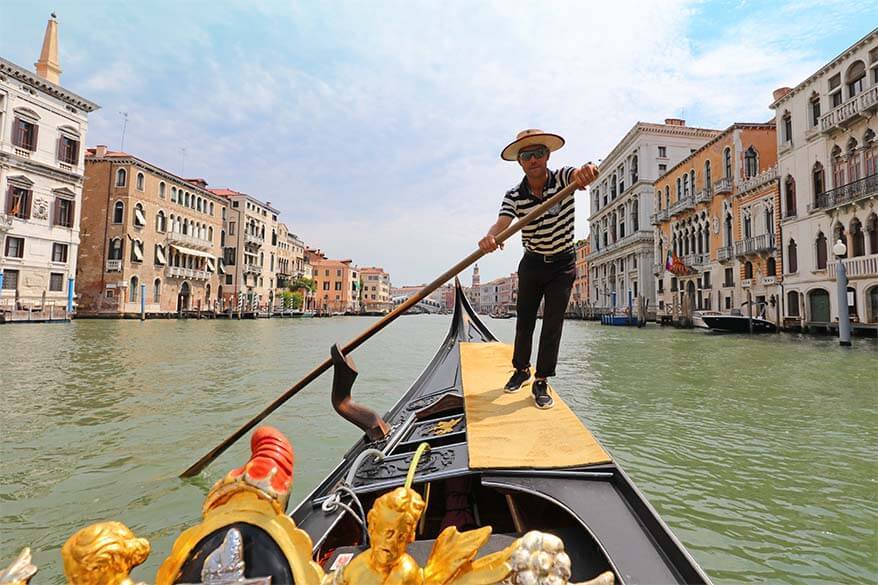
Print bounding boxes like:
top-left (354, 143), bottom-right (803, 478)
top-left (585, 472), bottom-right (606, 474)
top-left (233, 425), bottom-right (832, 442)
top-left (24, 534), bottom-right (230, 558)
top-left (501, 128), bottom-right (565, 161)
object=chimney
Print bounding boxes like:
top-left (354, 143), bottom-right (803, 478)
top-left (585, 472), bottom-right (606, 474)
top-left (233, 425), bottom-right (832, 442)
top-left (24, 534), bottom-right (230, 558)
top-left (664, 118), bottom-right (686, 126)
top-left (265, 201), bottom-right (272, 207)
top-left (95, 145), bottom-right (108, 158)
top-left (773, 87), bottom-right (792, 102)
top-left (35, 13), bottom-right (62, 84)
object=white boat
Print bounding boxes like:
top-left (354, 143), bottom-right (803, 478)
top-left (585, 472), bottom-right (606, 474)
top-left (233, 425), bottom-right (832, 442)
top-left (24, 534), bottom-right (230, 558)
top-left (692, 310), bottom-right (722, 329)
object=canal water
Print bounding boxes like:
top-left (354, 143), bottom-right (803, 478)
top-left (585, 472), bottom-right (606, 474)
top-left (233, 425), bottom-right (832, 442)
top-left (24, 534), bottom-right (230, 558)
top-left (0, 316), bottom-right (875, 584)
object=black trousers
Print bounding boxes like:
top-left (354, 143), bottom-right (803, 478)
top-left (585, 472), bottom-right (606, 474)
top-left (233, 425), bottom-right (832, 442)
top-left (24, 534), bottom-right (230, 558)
top-left (512, 252), bottom-right (576, 378)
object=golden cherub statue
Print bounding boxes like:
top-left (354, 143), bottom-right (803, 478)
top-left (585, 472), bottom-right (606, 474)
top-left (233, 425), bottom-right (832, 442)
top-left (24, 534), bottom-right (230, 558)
top-left (327, 486), bottom-right (515, 585)
top-left (61, 521), bottom-right (150, 585)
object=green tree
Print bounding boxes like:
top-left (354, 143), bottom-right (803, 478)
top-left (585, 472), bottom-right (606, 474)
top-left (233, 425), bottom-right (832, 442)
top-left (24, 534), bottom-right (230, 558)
top-left (280, 290), bottom-right (304, 310)
top-left (288, 276), bottom-right (316, 293)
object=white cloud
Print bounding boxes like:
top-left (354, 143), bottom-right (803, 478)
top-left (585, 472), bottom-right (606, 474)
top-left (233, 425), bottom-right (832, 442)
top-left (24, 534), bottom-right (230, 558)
top-left (8, 0), bottom-right (867, 283)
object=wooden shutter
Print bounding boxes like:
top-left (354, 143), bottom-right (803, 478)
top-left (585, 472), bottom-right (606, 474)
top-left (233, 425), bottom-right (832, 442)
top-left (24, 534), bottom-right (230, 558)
top-left (31, 123), bottom-right (39, 152)
top-left (12, 119), bottom-right (21, 147)
top-left (56, 136), bottom-right (62, 162)
top-left (54, 198), bottom-right (61, 226)
top-left (24, 190), bottom-right (32, 220)
top-left (68, 201), bottom-right (75, 227)
top-left (5, 186), bottom-right (13, 213)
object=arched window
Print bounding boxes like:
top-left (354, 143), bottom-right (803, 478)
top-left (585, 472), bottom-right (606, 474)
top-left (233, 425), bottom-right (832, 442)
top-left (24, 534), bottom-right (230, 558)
top-left (784, 175), bottom-right (796, 217)
top-left (130, 239), bottom-right (144, 263)
top-left (156, 210), bottom-right (166, 232)
top-left (867, 213), bottom-right (878, 255)
top-left (724, 213), bottom-right (733, 247)
top-left (115, 168), bottom-right (127, 187)
top-left (744, 146), bottom-right (758, 178)
top-left (184, 192), bottom-right (190, 207)
top-left (632, 199), bottom-right (639, 232)
top-left (782, 111), bottom-right (792, 143)
top-left (831, 145), bottom-right (845, 189)
top-left (723, 147), bottom-right (732, 178)
top-left (136, 172), bottom-right (145, 191)
top-left (846, 60), bottom-right (866, 98)
top-left (815, 232), bottom-right (827, 269)
top-left (744, 261), bottom-right (753, 279)
top-left (130, 276), bottom-right (139, 302)
top-left (220, 229), bottom-right (226, 247)
top-left (704, 160), bottom-right (712, 192)
top-left (809, 93), bottom-right (821, 127)
top-left (171, 187), bottom-right (177, 203)
top-left (209, 202), bottom-right (214, 216)
top-left (197, 197), bottom-right (202, 212)
top-left (833, 222), bottom-right (847, 258)
top-left (208, 226), bottom-right (213, 241)
top-left (813, 162), bottom-right (825, 202)
top-left (676, 177), bottom-right (682, 199)
top-left (787, 290), bottom-right (800, 317)
top-left (847, 138), bottom-right (862, 182)
top-left (133, 202), bottom-right (145, 227)
top-left (108, 238), bottom-right (123, 260)
top-left (153, 279), bottom-right (161, 303)
top-left (766, 256), bottom-right (776, 276)
top-left (159, 182), bottom-right (166, 199)
top-left (851, 218), bottom-right (865, 257)
top-left (113, 201), bottom-right (124, 224)
top-left (690, 170), bottom-right (696, 193)
top-left (664, 186), bottom-right (670, 210)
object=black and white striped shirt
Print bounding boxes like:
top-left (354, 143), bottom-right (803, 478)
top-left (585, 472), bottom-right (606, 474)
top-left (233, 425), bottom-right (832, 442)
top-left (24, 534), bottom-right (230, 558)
top-left (499, 167), bottom-right (575, 255)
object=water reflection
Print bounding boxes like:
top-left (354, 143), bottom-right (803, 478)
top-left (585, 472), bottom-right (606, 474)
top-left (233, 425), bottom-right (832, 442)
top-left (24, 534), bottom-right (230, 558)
top-left (0, 317), bottom-right (875, 584)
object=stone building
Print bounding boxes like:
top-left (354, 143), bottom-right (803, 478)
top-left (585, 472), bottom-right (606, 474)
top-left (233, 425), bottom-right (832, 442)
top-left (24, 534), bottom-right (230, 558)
top-left (209, 188), bottom-right (281, 310)
top-left (588, 119), bottom-right (720, 310)
top-left (1, 16), bottom-right (99, 311)
top-left (312, 257), bottom-right (360, 313)
top-left (569, 238), bottom-right (590, 313)
top-left (770, 31), bottom-right (878, 329)
top-left (77, 148), bottom-right (227, 315)
top-left (653, 123), bottom-right (780, 318)
top-left (359, 266), bottom-right (392, 313)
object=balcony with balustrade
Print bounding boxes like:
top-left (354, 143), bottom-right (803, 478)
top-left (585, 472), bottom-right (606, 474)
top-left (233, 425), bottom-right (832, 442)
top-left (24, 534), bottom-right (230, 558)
top-left (683, 253), bottom-right (708, 268)
top-left (737, 165), bottom-right (778, 194)
top-left (733, 233), bottom-right (775, 257)
top-left (813, 173), bottom-right (877, 212)
top-left (650, 209), bottom-right (669, 225)
top-left (670, 194), bottom-right (695, 216)
top-left (828, 253), bottom-right (878, 280)
top-left (243, 263), bottom-right (262, 275)
top-left (695, 188), bottom-right (712, 204)
top-left (713, 178), bottom-right (732, 195)
top-left (244, 232), bottom-right (264, 246)
top-left (717, 246), bottom-right (733, 262)
top-left (166, 231), bottom-right (213, 250)
top-left (165, 266), bottom-right (209, 281)
top-left (862, 84), bottom-right (878, 113)
top-left (106, 259), bottom-right (122, 272)
top-left (820, 91), bottom-right (864, 133)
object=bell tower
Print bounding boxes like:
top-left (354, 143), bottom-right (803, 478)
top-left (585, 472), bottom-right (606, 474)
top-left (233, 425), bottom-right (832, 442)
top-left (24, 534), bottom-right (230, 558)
top-left (35, 13), bottom-right (62, 84)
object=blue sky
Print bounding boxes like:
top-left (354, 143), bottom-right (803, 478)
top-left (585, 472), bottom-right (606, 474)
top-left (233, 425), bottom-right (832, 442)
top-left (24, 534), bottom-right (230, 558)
top-left (2, 1), bottom-right (875, 284)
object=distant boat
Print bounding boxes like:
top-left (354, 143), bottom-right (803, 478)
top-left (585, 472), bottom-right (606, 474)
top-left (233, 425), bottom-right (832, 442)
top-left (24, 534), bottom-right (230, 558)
top-left (701, 314), bottom-right (777, 333)
top-left (692, 311), bottom-right (722, 329)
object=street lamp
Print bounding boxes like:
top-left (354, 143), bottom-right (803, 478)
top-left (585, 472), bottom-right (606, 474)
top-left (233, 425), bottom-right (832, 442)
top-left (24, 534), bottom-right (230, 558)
top-left (833, 239), bottom-right (851, 347)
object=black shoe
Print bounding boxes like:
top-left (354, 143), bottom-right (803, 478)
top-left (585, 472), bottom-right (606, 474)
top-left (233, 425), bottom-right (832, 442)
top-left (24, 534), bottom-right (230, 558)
top-left (504, 368), bottom-right (531, 393)
top-left (532, 379), bottom-right (554, 410)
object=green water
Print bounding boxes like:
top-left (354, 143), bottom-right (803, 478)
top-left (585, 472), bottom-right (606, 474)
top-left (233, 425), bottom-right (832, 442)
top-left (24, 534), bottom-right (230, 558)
top-left (0, 317), bottom-right (876, 584)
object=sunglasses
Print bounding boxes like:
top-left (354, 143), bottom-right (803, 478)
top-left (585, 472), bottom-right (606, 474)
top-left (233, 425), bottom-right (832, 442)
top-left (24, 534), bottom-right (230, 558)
top-left (519, 147), bottom-right (548, 161)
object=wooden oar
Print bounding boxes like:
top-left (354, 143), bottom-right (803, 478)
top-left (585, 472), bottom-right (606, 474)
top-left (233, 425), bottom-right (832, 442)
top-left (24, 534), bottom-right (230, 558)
top-left (181, 177), bottom-right (588, 477)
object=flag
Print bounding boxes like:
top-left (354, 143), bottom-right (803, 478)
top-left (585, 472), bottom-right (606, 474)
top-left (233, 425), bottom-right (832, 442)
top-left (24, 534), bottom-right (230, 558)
top-left (665, 252), bottom-right (673, 271)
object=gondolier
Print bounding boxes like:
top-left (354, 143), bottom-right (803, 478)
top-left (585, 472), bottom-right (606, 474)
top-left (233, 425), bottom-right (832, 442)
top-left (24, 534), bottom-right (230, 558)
top-left (479, 129), bottom-right (597, 409)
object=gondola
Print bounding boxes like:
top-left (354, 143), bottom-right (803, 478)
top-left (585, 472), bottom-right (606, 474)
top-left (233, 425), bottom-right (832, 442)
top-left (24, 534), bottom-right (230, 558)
top-left (701, 313), bottom-right (778, 333)
top-left (13, 280), bottom-right (712, 585)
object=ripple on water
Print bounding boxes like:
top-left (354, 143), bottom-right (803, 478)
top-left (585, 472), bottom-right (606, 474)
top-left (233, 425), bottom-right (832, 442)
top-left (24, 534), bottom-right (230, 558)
top-left (0, 318), bottom-right (876, 584)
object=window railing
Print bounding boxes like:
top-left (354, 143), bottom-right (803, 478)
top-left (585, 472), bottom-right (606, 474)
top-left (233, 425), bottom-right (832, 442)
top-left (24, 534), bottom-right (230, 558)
top-left (244, 232), bottom-right (264, 245)
top-left (717, 246), bottom-right (733, 262)
top-left (827, 253), bottom-right (878, 280)
top-left (714, 178), bottom-right (732, 194)
top-left (737, 165), bottom-right (778, 193)
top-left (762, 276), bottom-right (777, 285)
top-left (670, 194), bottom-right (695, 215)
top-left (862, 85), bottom-right (878, 111)
top-left (820, 92), bottom-right (861, 131)
top-left (814, 173), bottom-right (878, 210)
top-left (695, 188), bottom-right (712, 203)
top-left (733, 234), bottom-right (775, 256)
top-left (243, 263), bottom-right (262, 274)
top-left (106, 259), bottom-right (122, 272)
top-left (683, 253), bottom-right (708, 267)
top-left (650, 209), bottom-right (669, 224)
top-left (166, 231), bottom-right (213, 250)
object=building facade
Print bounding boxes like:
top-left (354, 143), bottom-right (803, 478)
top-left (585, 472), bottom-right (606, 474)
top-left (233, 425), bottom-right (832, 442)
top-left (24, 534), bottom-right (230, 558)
top-left (312, 257), bottom-right (359, 313)
top-left (209, 188), bottom-right (281, 310)
top-left (770, 31), bottom-right (878, 328)
top-left (77, 148), bottom-right (227, 314)
top-left (1, 17), bottom-right (99, 311)
top-left (359, 266), bottom-right (392, 313)
top-left (588, 120), bottom-right (720, 310)
top-left (653, 123), bottom-right (780, 319)
top-left (569, 238), bottom-right (590, 313)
